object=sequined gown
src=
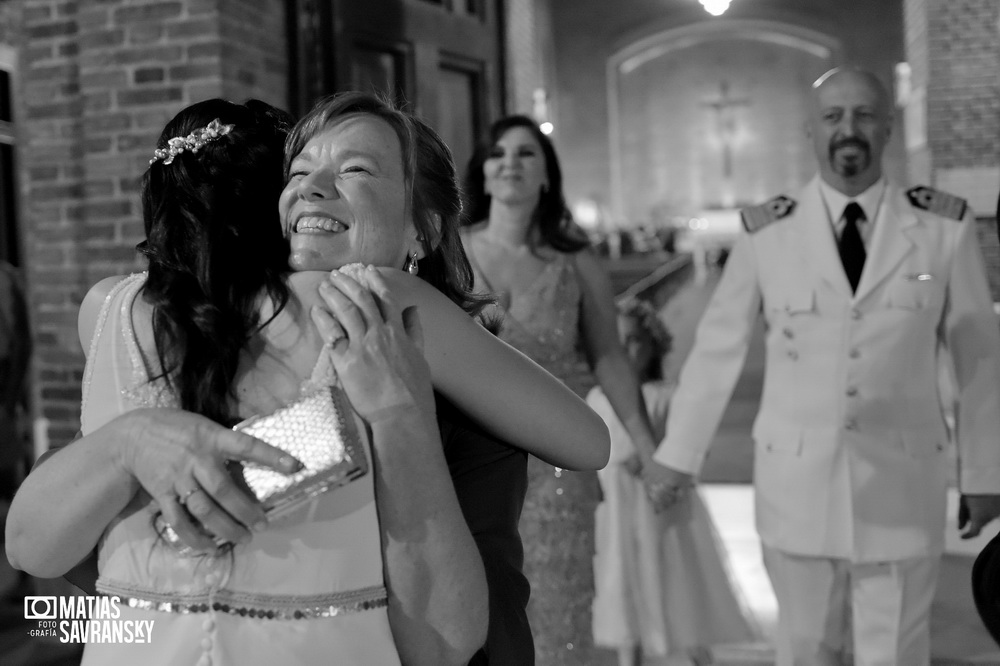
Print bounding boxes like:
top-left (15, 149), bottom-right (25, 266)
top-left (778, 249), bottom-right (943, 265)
top-left (78, 274), bottom-right (400, 666)
top-left (469, 250), bottom-right (602, 666)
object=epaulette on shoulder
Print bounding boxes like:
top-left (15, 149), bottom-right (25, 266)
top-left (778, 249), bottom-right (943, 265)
top-left (906, 185), bottom-right (967, 221)
top-left (740, 195), bottom-right (796, 233)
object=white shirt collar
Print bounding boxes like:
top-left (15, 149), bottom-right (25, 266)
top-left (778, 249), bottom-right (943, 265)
top-left (819, 176), bottom-right (887, 225)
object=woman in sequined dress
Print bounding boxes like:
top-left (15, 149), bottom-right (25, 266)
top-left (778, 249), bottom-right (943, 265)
top-left (462, 116), bottom-right (661, 666)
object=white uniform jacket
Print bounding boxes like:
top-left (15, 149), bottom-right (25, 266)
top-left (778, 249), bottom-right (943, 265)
top-left (653, 176), bottom-right (1000, 562)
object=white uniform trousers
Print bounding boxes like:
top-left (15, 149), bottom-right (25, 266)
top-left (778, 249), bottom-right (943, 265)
top-left (762, 544), bottom-right (940, 666)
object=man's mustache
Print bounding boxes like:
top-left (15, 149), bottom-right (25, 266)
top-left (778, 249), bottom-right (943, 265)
top-left (830, 137), bottom-right (870, 154)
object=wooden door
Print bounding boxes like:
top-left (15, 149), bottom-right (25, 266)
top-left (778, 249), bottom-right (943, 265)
top-left (289, 0), bottom-right (505, 173)
top-left (0, 46), bottom-right (19, 267)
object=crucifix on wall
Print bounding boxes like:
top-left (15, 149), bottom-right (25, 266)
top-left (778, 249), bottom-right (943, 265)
top-left (701, 81), bottom-right (750, 206)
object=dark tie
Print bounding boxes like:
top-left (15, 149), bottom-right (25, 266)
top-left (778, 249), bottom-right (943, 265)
top-left (838, 202), bottom-right (866, 293)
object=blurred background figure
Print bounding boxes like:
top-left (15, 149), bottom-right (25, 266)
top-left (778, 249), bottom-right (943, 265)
top-left (591, 298), bottom-right (756, 666)
top-left (0, 260), bottom-right (33, 662)
top-left (0, 260), bottom-right (29, 594)
top-left (462, 115), bottom-right (660, 666)
top-left (0, 260), bottom-right (29, 498)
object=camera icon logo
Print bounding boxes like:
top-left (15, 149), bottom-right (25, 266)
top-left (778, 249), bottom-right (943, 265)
top-left (24, 596), bottom-right (58, 620)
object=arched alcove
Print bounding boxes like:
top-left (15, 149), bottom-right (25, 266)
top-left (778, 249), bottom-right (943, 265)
top-left (607, 20), bottom-right (841, 223)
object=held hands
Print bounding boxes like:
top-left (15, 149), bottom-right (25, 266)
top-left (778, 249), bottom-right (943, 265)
top-left (117, 408), bottom-right (303, 553)
top-left (640, 456), bottom-right (695, 512)
top-left (959, 494), bottom-right (1000, 539)
top-left (310, 266), bottom-right (436, 423)
top-left (621, 453), bottom-right (644, 477)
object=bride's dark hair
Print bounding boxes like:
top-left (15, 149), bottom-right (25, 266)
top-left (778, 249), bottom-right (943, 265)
top-left (139, 99), bottom-right (292, 425)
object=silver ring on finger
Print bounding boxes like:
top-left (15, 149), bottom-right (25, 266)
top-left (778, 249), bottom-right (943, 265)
top-left (322, 325), bottom-right (348, 349)
top-left (177, 487), bottom-right (201, 506)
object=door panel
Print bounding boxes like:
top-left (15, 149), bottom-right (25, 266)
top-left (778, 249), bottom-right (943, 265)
top-left (0, 65), bottom-right (19, 266)
top-left (437, 59), bottom-right (483, 173)
top-left (291, 0), bottom-right (503, 158)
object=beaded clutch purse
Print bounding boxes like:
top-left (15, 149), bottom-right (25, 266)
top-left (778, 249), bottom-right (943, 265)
top-left (233, 385), bottom-right (368, 518)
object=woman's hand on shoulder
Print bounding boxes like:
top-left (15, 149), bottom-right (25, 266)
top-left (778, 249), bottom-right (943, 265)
top-left (310, 265), bottom-right (436, 421)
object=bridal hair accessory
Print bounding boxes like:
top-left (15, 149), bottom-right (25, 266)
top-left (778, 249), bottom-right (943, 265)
top-left (149, 118), bottom-right (235, 166)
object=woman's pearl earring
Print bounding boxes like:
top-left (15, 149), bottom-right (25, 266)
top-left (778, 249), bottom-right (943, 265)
top-left (404, 251), bottom-right (419, 275)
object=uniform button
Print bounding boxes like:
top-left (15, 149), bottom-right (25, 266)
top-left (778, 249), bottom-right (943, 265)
top-left (851, 309), bottom-right (862, 320)
top-left (200, 637), bottom-right (213, 650)
top-left (849, 349), bottom-right (860, 359)
top-left (845, 418), bottom-right (858, 431)
top-left (846, 386), bottom-right (858, 397)
top-left (197, 656), bottom-right (212, 666)
top-left (204, 572), bottom-right (219, 586)
top-left (788, 350), bottom-right (799, 360)
top-left (202, 618), bottom-right (215, 632)
top-left (766, 444), bottom-right (773, 452)
top-left (783, 327), bottom-right (794, 339)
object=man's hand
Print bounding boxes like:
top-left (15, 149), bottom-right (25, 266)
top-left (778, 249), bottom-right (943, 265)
top-left (621, 453), bottom-right (643, 477)
top-left (118, 409), bottom-right (302, 551)
top-left (640, 458), bottom-right (694, 512)
top-left (959, 494), bottom-right (1000, 539)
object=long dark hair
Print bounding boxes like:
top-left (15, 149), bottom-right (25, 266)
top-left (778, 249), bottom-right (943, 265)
top-left (139, 99), bottom-right (292, 425)
top-left (462, 115), bottom-right (589, 253)
top-left (285, 91), bottom-right (493, 320)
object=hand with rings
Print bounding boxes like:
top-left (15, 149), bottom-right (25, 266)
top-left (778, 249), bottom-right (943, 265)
top-left (640, 459), bottom-right (695, 513)
top-left (311, 265), bottom-right (437, 422)
top-left (647, 481), bottom-right (687, 511)
top-left (117, 408), bottom-right (304, 553)
top-left (177, 487), bottom-right (201, 507)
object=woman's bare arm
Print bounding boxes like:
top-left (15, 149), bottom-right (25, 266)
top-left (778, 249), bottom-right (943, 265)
top-left (573, 251), bottom-right (659, 459)
top-left (370, 268), bottom-right (609, 471)
top-left (7, 279), bottom-right (297, 577)
top-left (312, 268), bottom-right (488, 664)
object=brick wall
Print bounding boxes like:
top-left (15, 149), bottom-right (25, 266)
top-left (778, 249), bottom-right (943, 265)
top-left (0, 1), bottom-right (23, 44)
top-left (19, 0), bottom-right (289, 450)
top-left (926, 0), bottom-right (998, 171)
top-left (902, 0), bottom-right (931, 183)
top-left (219, 0), bottom-right (286, 104)
top-left (904, 0), bottom-right (1000, 298)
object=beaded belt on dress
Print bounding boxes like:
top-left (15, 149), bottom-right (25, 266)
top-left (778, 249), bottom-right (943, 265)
top-left (96, 578), bottom-right (388, 620)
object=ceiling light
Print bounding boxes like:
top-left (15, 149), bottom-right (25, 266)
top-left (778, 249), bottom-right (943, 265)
top-left (700, 0), bottom-right (732, 16)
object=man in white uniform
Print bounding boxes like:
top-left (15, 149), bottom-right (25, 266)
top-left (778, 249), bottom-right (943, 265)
top-left (643, 68), bottom-right (1000, 664)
